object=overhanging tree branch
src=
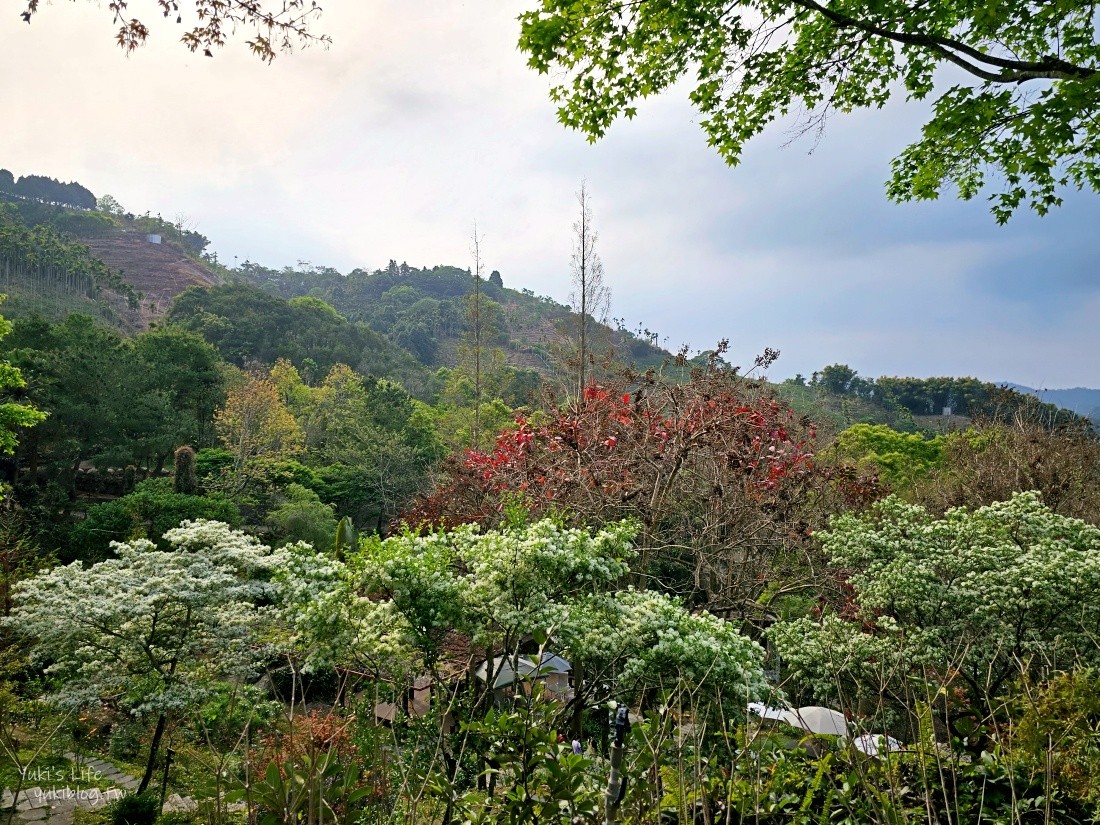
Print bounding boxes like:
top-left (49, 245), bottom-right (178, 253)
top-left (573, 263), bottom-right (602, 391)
top-left (790, 0), bottom-right (1097, 82)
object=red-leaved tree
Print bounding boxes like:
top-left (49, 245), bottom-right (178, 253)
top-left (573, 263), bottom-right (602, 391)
top-left (406, 356), bottom-right (880, 615)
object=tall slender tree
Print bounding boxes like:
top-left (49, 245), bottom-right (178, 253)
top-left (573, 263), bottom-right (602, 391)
top-left (468, 225), bottom-right (485, 450)
top-left (569, 182), bottom-right (610, 399)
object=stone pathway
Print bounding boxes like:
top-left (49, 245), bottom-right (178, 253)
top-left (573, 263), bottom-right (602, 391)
top-left (62, 755), bottom-right (141, 793)
top-left (1, 753), bottom-right (139, 825)
top-left (2, 753), bottom-right (207, 825)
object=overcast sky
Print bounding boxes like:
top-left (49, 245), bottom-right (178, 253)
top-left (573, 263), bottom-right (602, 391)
top-left (2, 0), bottom-right (1098, 387)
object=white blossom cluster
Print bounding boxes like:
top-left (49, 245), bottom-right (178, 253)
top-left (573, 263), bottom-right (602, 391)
top-left (7, 520), bottom-right (282, 717)
top-left (557, 589), bottom-right (770, 705)
top-left (448, 519), bottom-right (636, 643)
top-left (770, 492), bottom-right (1100, 706)
top-left (280, 518), bottom-right (768, 706)
top-left (274, 543), bottom-right (419, 675)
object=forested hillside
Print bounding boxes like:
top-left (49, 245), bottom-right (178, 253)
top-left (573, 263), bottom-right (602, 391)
top-left (232, 258), bottom-right (670, 380)
top-left (775, 362), bottom-right (1082, 435)
top-left (0, 202), bottom-right (141, 326)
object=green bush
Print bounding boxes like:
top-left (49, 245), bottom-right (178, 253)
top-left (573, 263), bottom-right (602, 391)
top-left (1010, 669), bottom-right (1100, 806)
top-left (193, 448), bottom-right (234, 480)
top-left (127, 486), bottom-right (240, 548)
top-left (70, 483), bottom-right (242, 561)
top-left (265, 484), bottom-right (337, 549)
top-left (69, 499), bottom-right (136, 563)
top-left (110, 793), bottom-right (160, 825)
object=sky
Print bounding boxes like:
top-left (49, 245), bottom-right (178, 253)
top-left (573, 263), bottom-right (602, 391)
top-left (1, 0), bottom-right (1098, 388)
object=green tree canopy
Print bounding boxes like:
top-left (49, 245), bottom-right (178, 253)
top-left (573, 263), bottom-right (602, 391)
top-left (519, 0), bottom-right (1100, 220)
top-left (0, 306), bottom-right (46, 461)
top-left (831, 423), bottom-right (943, 489)
top-left (279, 518), bottom-right (770, 715)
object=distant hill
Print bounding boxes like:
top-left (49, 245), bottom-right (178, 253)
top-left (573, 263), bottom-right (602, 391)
top-left (0, 196), bottom-right (145, 328)
top-left (774, 366), bottom-right (1090, 438)
top-left (232, 259), bottom-right (671, 382)
top-left (1006, 384), bottom-right (1100, 421)
top-left (0, 162), bottom-right (670, 386)
top-left (0, 178), bottom-right (223, 330)
top-left (12, 163), bottom-right (1088, 429)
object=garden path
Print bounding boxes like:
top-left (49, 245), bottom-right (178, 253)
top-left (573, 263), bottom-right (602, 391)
top-left (2, 753), bottom-right (142, 825)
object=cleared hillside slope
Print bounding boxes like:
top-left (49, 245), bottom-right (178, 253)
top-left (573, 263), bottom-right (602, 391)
top-left (77, 231), bottom-right (219, 326)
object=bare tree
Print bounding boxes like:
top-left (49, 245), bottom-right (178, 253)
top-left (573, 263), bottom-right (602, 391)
top-left (569, 182), bottom-right (611, 399)
top-left (173, 212), bottom-right (197, 251)
top-left (469, 224), bottom-right (485, 450)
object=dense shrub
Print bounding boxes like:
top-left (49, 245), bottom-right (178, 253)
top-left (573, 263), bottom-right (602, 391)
top-left (70, 480), bottom-right (241, 561)
top-left (110, 793), bottom-right (160, 825)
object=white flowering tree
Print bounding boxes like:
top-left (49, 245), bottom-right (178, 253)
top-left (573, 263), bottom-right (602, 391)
top-left (279, 518), bottom-right (770, 726)
top-left (6, 520), bottom-right (286, 794)
top-left (558, 589), bottom-right (770, 712)
top-left (770, 492), bottom-right (1100, 739)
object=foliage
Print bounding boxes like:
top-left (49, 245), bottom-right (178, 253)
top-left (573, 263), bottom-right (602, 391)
top-left (454, 698), bottom-right (601, 824)
top-left (0, 302), bottom-right (46, 461)
top-left (433, 375), bottom-right (518, 453)
top-left (519, 0), bottom-right (1100, 220)
top-left (70, 480), bottom-right (241, 561)
top-left (109, 793), bottom-right (159, 825)
top-left (280, 518), bottom-right (770, 723)
top-left (0, 204), bottom-right (140, 313)
top-left (771, 492), bottom-right (1100, 735)
top-left (237, 710), bottom-right (371, 825)
top-left (6, 520), bottom-right (286, 791)
top-left (1, 315), bottom-right (224, 490)
top-left (129, 325), bottom-right (225, 448)
top-left (215, 370), bottom-right (305, 481)
top-left (257, 360), bottom-right (442, 530)
top-left (718, 739), bottom-right (1091, 823)
top-left (194, 447), bottom-right (234, 479)
top-left (909, 416), bottom-right (1100, 525)
top-left (167, 284), bottom-right (431, 395)
top-left (830, 423), bottom-right (943, 490)
top-left (265, 483), bottom-right (337, 550)
top-left (232, 259), bottom-right (667, 390)
top-left (799, 367), bottom-right (1076, 424)
top-left (873, 374), bottom-right (993, 416)
top-left (0, 170), bottom-right (95, 210)
top-left (1010, 669), bottom-right (1100, 806)
top-left (409, 364), bottom-right (879, 609)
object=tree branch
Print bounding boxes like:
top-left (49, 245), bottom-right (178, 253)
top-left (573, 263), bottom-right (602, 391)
top-left (790, 0), bottom-right (1097, 83)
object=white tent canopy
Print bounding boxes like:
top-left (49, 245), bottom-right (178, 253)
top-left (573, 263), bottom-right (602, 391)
top-left (749, 702), bottom-right (904, 756)
top-left (748, 702), bottom-right (849, 738)
top-left (781, 706), bottom-right (849, 738)
top-left (851, 733), bottom-right (903, 756)
top-left (747, 701), bottom-right (789, 721)
top-left (475, 653), bottom-right (571, 689)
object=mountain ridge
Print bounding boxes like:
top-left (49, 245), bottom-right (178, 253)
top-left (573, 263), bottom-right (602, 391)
top-left (1004, 383), bottom-right (1100, 420)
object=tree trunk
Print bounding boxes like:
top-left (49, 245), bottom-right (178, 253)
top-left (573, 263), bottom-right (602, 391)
top-left (26, 429), bottom-right (38, 487)
top-left (572, 662), bottom-right (584, 740)
top-left (137, 713), bottom-right (168, 795)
